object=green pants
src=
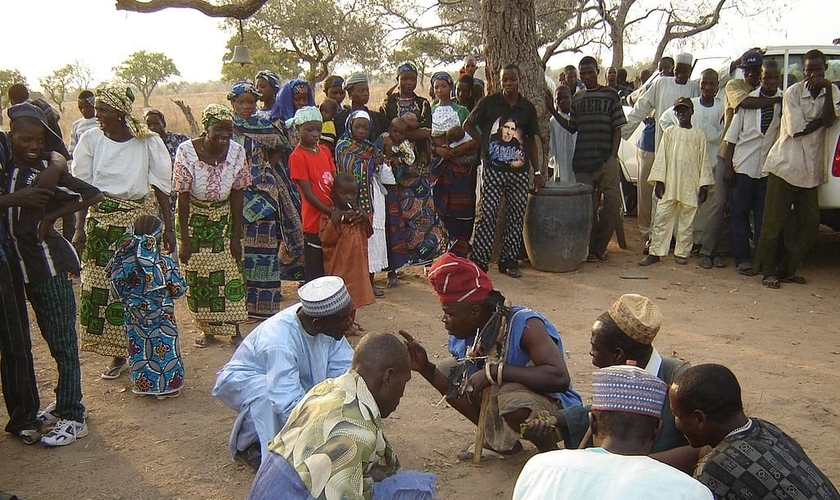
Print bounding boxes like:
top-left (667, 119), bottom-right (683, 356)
top-left (754, 174), bottom-right (819, 278)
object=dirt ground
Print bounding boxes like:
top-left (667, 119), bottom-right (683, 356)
top-left (2, 218), bottom-right (839, 500)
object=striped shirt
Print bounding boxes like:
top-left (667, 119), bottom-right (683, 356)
top-left (570, 86), bottom-right (626, 173)
top-left (5, 160), bottom-right (101, 284)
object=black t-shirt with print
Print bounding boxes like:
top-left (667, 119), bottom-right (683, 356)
top-left (468, 92), bottom-right (539, 173)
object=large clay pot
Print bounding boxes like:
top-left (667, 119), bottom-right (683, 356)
top-left (524, 181), bottom-right (593, 273)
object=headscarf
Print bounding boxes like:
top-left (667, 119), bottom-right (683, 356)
top-left (227, 81), bottom-right (262, 101)
top-left (255, 70), bottom-right (281, 94)
top-left (430, 71), bottom-right (454, 88)
top-left (344, 109), bottom-right (371, 135)
top-left (96, 84), bottom-right (154, 139)
top-left (276, 79), bottom-right (316, 122)
top-left (143, 109), bottom-right (166, 126)
top-left (285, 106), bottom-right (322, 128)
top-left (323, 75), bottom-right (345, 92)
top-left (201, 103), bottom-right (235, 130)
top-left (79, 93), bottom-right (96, 107)
top-left (397, 62), bottom-right (419, 78)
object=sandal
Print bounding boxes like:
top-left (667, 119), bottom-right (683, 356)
top-left (779, 275), bottom-right (806, 284)
top-left (499, 262), bottom-right (523, 278)
top-left (762, 275), bottom-right (781, 289)
top-left (386, 275), bottom-right (400, 288)
top-left (100, 361), bottom-right (129, 380)
top-left (16, 428), bottom-right (41, 445)
top-left (456, 441), bottom-right (523, 461)
top-left (353, 321), bottom-right (366, 332)
top-left (737, 267), bottom-right (758, 276)
top-left (373, 287), bottom-right (385, 298)
top-left (194, 333), bottom-right (214, 348)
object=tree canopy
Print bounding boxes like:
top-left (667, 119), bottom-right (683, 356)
top-left (239, 0), bottom-right (385, 85)
top-left (39, 65), bottom-right (75, 112)
top-left (114, 51), bottom-right (181, 107)
top-left (0, 69), bottom-right (27, 110)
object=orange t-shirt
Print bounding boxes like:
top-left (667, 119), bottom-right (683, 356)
top-left (290, 144), bottom-right (336, 234)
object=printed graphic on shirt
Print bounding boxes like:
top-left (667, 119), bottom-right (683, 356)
top-left (487, 117), bottom-right (525, 169)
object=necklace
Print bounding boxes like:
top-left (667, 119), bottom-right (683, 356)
top-left (300, 144), bottom-right (320, 154)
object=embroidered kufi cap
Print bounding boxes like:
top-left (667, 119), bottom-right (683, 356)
top-left (298, 276), bottom-right (352, 317)
top-left (607, 293), bottom-right (661, 345)
top-left (591, 365), bottom-right (668, 418)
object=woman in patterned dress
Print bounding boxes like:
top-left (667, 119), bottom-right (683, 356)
top-left (173, 104), bottom-right (251, 347)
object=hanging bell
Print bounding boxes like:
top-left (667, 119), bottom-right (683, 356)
top-left (227, 44), bottom-right (252, 66)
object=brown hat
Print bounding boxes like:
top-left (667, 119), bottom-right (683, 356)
top-left (607, 294), bottom-right (662, 345)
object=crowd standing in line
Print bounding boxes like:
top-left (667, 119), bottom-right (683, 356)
top-left (0, 46), bottom-right (838, 500)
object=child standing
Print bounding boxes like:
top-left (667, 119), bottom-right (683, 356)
top-left (548, 84), bottom-right (576, 182)
top-left (5, 103), bottom-right (105, 446)
top-left (639, 97), bottom-right (714, 266)
top-left (288, 106), bottom-right (344, 282)
top-left (334, 110), bottom-right (390, 297)
top-left (109, 215), bottom-right (187, 399)
top-left (319, 174), bottom-right (375, 329)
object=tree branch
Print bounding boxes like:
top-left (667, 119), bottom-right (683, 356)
top-left (114, 0), bottom-right (268, 19)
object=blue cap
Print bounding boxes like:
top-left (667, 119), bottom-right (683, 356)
top-left (738, 50), bottom-right (763, 69)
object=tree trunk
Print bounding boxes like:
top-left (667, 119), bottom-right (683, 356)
top-left (172, 99), bottom-right (201, 137)
top-left (610, 24), bottom-right (625, 69)
top-left (481, 0), bottom-right (549, 168)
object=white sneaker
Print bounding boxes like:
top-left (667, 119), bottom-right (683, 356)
top-left (41, 419), bottom-right (88, 447)
top-left (37, 401), bottom-right (60, 426)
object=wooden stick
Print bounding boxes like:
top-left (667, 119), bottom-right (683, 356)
top-left (577, 426), bottom-right (592, 449)
top-left (473, 387), bottom-right (492, 463)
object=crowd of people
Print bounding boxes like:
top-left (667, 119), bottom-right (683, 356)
top-left (0, 47), bottom-right (838, 500)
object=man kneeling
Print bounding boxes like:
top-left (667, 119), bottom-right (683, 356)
top-left (401, 253), bottom-right (581, 457)
top-left (213, 276), bottom-right (355, 469)
top-left (248, 332), bottom-right (436, 500)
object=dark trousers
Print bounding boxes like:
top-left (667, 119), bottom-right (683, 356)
top-left (25, 274), bottom-right (85, 422)
top-left (0, 257), bottom-right (40, 433)
top-left (470, 168), bottom-right (528, 269)
top-left (303, 233), bottom-right (324, 283)
top-left (575, 156), bottom-right (621, 257)
top-left (754, 174), bottom-right (820, 277)
top-left (729, 173), bottom-right (768, 267)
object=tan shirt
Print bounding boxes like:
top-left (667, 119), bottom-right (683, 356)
top-left (648, 126), bottom-right (714, 208)
top-left (717, 79), bottom-right (754, 158)
top-left (762, 82), bottom-right (840, 188)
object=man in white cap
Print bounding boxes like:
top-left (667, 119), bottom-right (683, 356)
top-left (512, 365), bottom-right (713, 500)
top-left (213, 276), bottom-right (355, 470)
top-left (623, 53), bottom-right (701, 151)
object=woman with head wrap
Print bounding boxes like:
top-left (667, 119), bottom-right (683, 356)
top-left (322, 75), bottom-right (347, 110)
top-left (228, 81), bottom-right (305, 323)
top-left (172, 104), bottom-right (250, 347)
top-left (335, 110), bottom-right (391, 296)
top-left (276, 79), bottom-right (316, 125)
top-left (429, 71), bottom-right (479, 257)
top-left (107, 215), bottom-right (187, 399)
top-left (254, 70), bottom-right (281, 121)
top-left (73, 84), bottom-right (175, 378)
top-left (377, 63), bottom-right (449, 282)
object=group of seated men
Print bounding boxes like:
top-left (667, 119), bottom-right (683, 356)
top-left (212, 253), bottom-right (839, 500)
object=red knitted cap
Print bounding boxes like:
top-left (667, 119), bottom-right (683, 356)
top-left (427, 253), bottom-right (493, 304)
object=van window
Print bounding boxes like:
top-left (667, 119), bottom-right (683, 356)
top-left (763, 53), bottom-right (840, 90)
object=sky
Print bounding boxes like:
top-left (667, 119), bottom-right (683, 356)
top-left (5, 0), bottom-right (840, 91)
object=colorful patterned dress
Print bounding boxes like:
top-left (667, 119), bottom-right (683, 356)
top-left (234, 116), bottom-right (304, 317)
top-left (173, 139), bottom-right (251, 336)
top-left (108, 225), bottom-right (187, 397)
top-left (334, 135), bottom-right (389, 273)
top-left (379, 94), bottom-right (450, 268)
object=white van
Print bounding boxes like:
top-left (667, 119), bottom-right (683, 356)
top-left (618, 45), bottom-right (840, 229)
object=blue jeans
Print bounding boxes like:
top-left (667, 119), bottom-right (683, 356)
top-left (729, 173), bottom-right (767, 267)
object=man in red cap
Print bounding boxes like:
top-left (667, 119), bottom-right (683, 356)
top-left (400, 253), bottom-right (581, 458)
